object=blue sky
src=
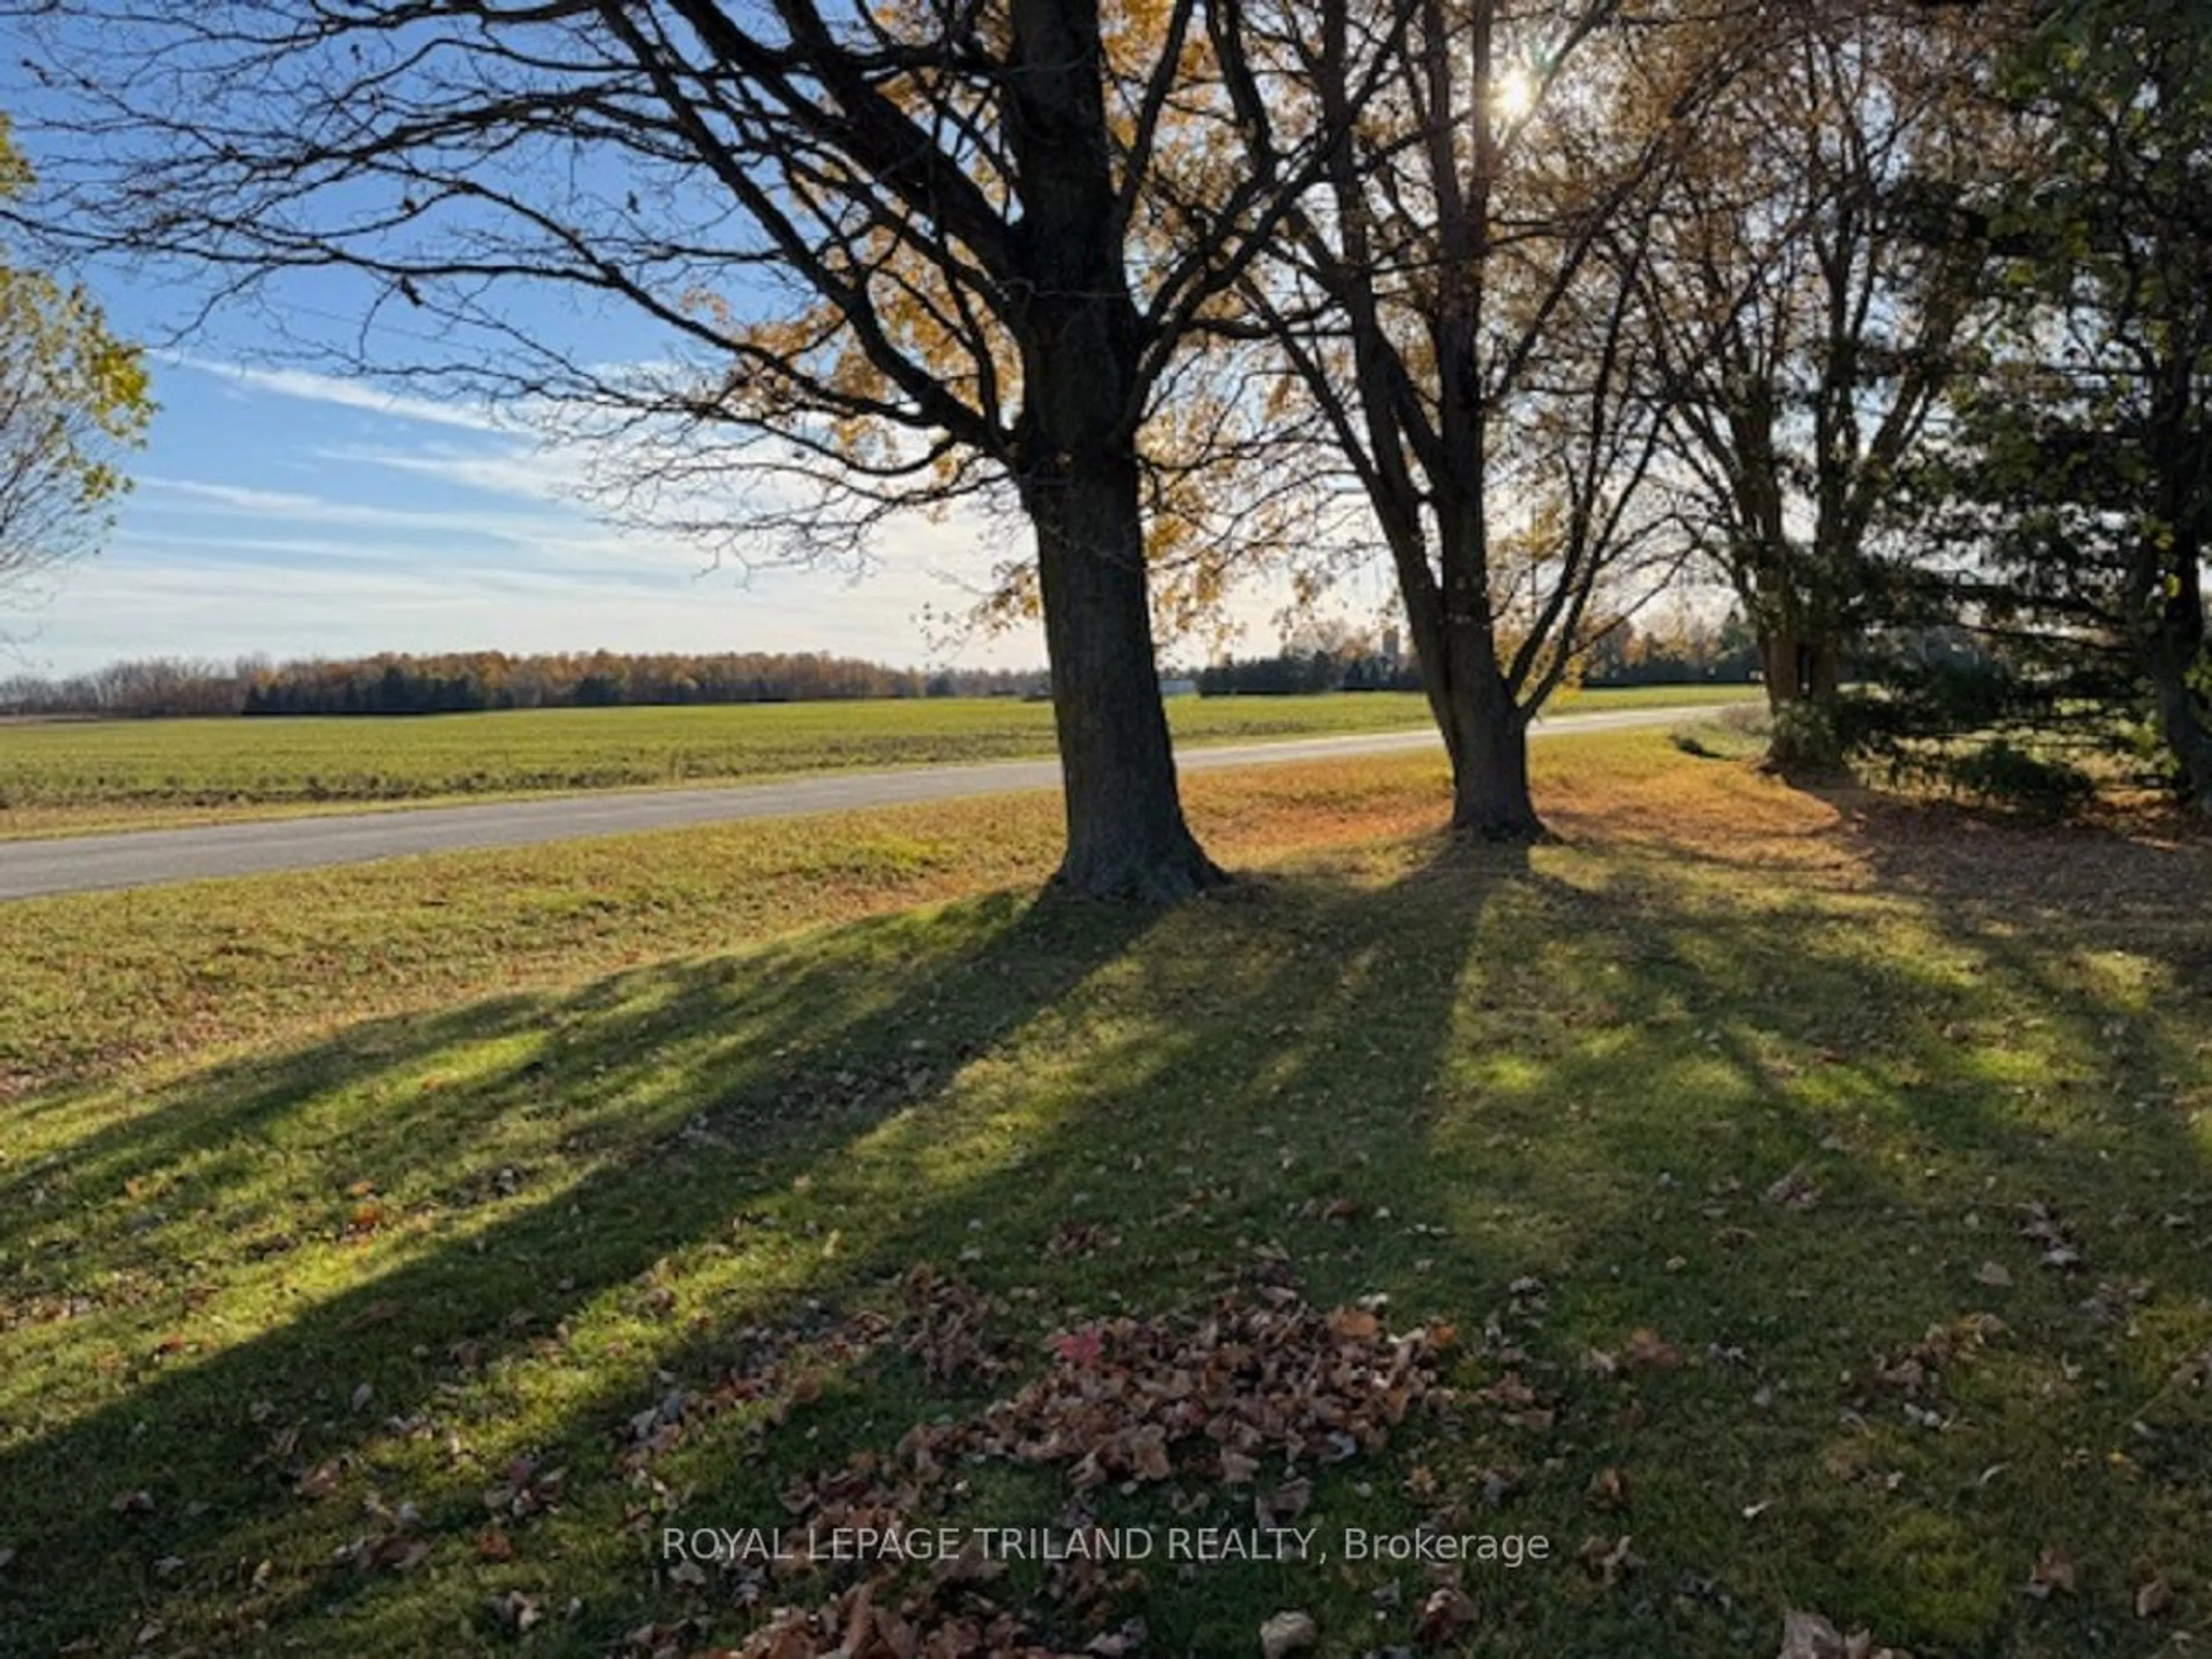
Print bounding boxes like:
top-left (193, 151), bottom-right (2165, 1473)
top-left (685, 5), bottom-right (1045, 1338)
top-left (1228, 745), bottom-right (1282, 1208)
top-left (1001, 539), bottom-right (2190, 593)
top-left (0, 12), bottom-right (1353, 684)
top-left (4, 335), bottom-right (1070, 677)
top-left (0, 20), bottom-right (1080, 678)
top-left (8, 298), bottom-right (1341, 679)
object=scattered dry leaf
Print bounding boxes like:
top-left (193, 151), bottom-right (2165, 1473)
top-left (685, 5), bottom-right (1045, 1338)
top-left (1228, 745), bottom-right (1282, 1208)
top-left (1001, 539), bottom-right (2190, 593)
top-left (1259, 1609), bottom-right (1317, 1659)
top-left (2025, 1544), bottom-right (2076, 1598)
top-left (1765, 1168), bottom-right (1821, 1210)
top-left (1577, 1534), bottom-right (1642, 1586)
top-left (1775, 1608), bottom-right (1914, 1659)
top-left (1326, 1305), bottom-right (1380, 1341)
top-left (1588, 1466), bottom-right (1631, 1509)
top-left (1624, 1328), bottom-right (1682, 1371)
top-left (1414, 1585), bottom-right (1478, 1649)
top-left (1259, 1477), bottom-right (1313, 1527)
top-left (489, 1589), bottom-right (542, 1633)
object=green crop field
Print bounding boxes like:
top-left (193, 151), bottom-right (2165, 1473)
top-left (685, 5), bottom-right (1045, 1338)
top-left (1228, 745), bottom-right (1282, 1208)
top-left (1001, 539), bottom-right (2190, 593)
top-left (2, 727), bottom-right (2208, 1657)
top-left (0, 684), bottom-right (1757, 836)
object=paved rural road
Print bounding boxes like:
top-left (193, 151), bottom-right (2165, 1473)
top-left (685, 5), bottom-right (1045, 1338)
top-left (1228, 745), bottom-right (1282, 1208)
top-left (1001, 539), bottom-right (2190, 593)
top-left (0, 704), bottom-right (1705, 902)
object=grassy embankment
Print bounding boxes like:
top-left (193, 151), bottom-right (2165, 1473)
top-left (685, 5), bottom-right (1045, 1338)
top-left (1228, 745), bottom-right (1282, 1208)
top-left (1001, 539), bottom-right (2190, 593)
top-left (0, 684), bottom-right (1758, 838)
top-left (3, 726), bottom-right (2207, 1656)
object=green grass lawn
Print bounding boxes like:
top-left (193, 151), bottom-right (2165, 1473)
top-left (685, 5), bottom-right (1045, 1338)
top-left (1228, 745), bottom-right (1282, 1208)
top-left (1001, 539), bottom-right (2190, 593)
top-left (0, 684), bottom-right (1756, 837)
top-left (5, 729), bottom-right (2202, 1657)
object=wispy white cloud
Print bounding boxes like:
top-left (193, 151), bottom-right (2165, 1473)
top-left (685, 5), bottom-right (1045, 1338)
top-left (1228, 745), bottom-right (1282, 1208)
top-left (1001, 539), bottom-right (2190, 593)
top-left (120, 528), bottom-right (425, 566)
top-left (137, 474), bottom-right (671, 572)
top-left (316, 442), bottom-right (586, 506)
top-left (162, 353), bottom-right (507, 433)
top-left (141, 473), bottom-right (575, 541)
top-left (14, 316), bottom-right (1327, 678)
top-left (15, 537), bottom-right (1055, 675)
top-left (139, 478), bottom-right (334, 514)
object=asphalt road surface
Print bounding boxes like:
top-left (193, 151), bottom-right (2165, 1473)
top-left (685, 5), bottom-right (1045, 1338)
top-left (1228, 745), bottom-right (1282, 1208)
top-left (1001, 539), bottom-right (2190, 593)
top-left (0, 704), bottom-right (1703, 902)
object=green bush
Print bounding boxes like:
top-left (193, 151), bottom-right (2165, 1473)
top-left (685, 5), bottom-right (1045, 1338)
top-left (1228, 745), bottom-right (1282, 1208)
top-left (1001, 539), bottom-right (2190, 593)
top-left (1942, 739), bottom-right (2095, 816)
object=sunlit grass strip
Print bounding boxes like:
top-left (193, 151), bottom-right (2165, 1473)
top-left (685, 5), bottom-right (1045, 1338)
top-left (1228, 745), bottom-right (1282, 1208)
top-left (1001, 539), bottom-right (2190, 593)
top-left (1, 732), bottom-right (1745, 1100)
top-left (4, 732), bottom-right (2207, 1656)
top-left (0, 685), bottom-right (1757, 835)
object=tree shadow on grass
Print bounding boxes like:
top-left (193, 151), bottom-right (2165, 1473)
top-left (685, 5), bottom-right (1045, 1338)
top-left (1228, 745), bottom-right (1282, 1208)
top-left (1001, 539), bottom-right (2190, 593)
top-left (1509, 781), bottom-right (2212, 1654)
top-left (0, 891), bottom-right (1174, 1655)
top-left (304, 825), bottom-right (2212, 1658)
top-left (332, 843), bottom-right (1528, 1658)
top-left (0, 839), bottom-right (1539, 1657)
top-left (1785, 781), bottom-right (2212, 1190)
top-left (5, 815), bottom-right (2211, 1658)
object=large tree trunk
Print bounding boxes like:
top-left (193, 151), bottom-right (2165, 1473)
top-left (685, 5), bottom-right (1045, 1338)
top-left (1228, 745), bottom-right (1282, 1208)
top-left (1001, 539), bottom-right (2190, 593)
top-left (1027, 456), bottom-right (1225, 899)
top-left (2146, 545), bottom-right (2212, 812)
top-left (1006, 0), bottom-right (1224, 900)
top-left (2142, 412), bottom-right (2212, 811)
top-left (1445, 667), bottom-right (1540, 836)
top-left (2149, 664), bottom-right (2212, 811)
top-left (1414, 505), bottom-right (1545, 841)
top-left (1756, 626), bottom-right (1842, 706)
top-left (1758, 622), bottom-right (1846, 770)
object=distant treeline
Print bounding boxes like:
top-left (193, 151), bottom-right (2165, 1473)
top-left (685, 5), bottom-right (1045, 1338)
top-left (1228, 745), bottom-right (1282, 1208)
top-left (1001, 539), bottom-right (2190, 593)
top-left (1196, 650), bottom-right (1422, 696)
top-left (1195, 612), bottom-right (1763, 697)
top-left (0, 651), bottom-right (1054, 718)
top-left (1581, 611), bottom-right (1762, 686)
top-left (3, 615), bottom-right (1767, 718)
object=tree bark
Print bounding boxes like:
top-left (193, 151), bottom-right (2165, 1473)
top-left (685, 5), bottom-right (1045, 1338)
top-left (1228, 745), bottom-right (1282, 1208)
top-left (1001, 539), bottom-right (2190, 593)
top-left (1417, 165), bottom-right (1547, 847)
top-left (1006, 0), bottom-right (1224, 900)
top-left (1415, 510), bottom-right (1544, 842)
top-left (2146, 551), bottom-right (2212, 812)
top-left (1445, 666), bottom-right (1540, 837)
top-left (1758, 622), bottom-right (1845, 770)
top-left (1025, 456), bottom-right (1226, 899)
top-left (2149, 668), bottom-right (2212, 811)
top-left (2142, 393), bottom-right (2212, 812)
top-left (1756, 624), bottom-right (1842, 704)
top-left (1758, 627), bottom-right (1799, 714)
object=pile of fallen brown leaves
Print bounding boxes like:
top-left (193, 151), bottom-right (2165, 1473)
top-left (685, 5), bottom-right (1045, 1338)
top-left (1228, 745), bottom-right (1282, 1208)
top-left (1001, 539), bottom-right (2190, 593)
top-left (696, 1274), bottom-right (1456, 1658)
top-left (934, 1295), bottom-right (1452, 1491)
top-left (900, 1264), bottom-right (1018, 1388)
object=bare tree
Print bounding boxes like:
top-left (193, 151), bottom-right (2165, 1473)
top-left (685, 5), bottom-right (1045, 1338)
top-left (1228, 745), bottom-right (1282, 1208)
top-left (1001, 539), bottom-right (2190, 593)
top-left (9, 0), bottom-right (1387, 897)
top-left (1631, 0), bottom-right (2018, 766)
top-left (1218, 0), bottom-right (1727, 838)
